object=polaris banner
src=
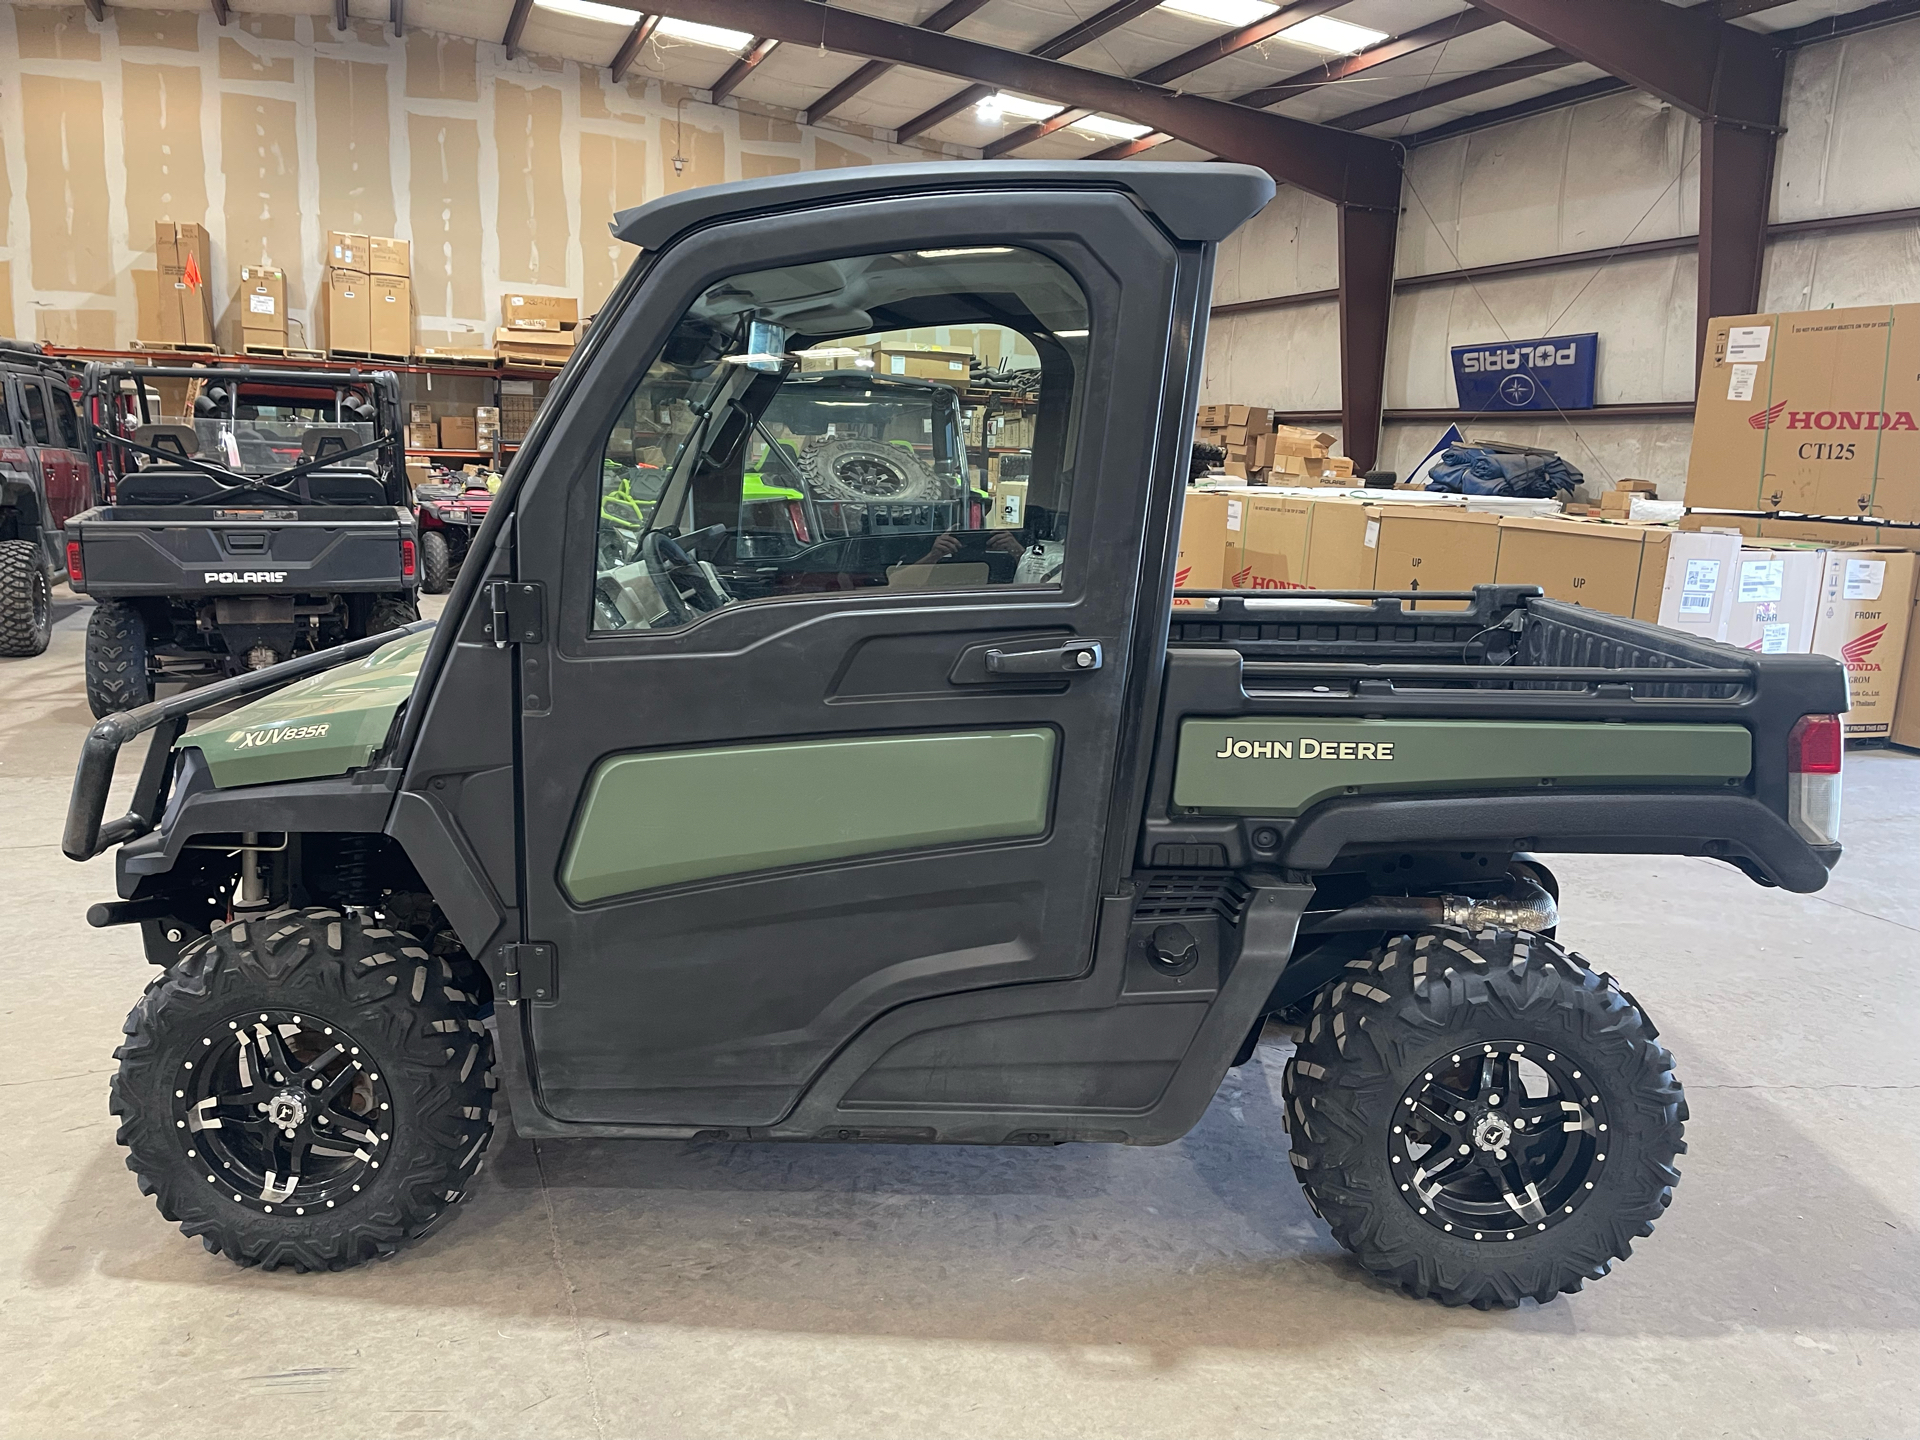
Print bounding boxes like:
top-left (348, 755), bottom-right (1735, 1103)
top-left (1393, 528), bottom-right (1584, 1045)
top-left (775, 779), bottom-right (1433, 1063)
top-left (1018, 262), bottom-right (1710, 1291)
top-left (1451, 332), bottom-right (1598, 412)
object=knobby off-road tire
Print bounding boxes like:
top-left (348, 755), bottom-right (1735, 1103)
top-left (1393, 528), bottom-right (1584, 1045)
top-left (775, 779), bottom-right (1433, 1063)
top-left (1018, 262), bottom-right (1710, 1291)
top-left (419, 530), bottom-right (452, 594)
top-left (0, 538), bottom-right (53, 656)
top-left (84, 599), bottom-right (152, 716)
top-left (1283, 926), bottom-right (1686, 1308)
top-left (368, 592), bottom-right (420, 633)
top-left (110, 907), bottom-right (497, 1271)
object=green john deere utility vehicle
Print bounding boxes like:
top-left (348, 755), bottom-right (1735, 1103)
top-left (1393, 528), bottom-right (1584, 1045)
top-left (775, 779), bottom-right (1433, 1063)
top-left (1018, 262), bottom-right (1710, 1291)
top-left (67, 162), bottom-right (1847, 1307)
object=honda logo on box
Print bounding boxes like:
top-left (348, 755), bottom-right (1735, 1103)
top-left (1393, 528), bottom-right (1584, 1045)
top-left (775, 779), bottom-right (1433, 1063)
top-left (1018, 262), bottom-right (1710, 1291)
top-left (1750, 403), bottom-right (1917, 431)
top-left (1748, 400), bottom-right (1789, 430)
top-left (1841, 623), bottom-right (1887, 670)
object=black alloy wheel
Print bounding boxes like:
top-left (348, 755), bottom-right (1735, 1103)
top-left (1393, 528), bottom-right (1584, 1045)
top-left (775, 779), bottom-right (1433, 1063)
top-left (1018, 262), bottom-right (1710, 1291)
top-left (177, 1011), bottom-right (395, 1215)
top-left (1389, 1041), bottom-right (1608, 1242)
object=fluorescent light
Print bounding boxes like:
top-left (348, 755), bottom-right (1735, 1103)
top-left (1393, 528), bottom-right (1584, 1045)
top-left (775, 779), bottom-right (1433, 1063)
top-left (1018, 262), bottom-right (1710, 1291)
top-left (535, 0), bottom-right (640, 22)
top-left (1054, 329), bottom-right (1088, 338)
top-left (1156, 0), bottom-right (1278, 27)
top-left (1277, 15), bottom-right (1388, 52)
top-left (1070, 115), bottom-right (1152, 140)
top-left (653, 17), bottom-right (753, 51)
top-left (976, 92), bottom-right (1065, 123)
top-left (796, 346), bottom-right (861, 358)
top-left (915, 246), bottom-right (1015, 257)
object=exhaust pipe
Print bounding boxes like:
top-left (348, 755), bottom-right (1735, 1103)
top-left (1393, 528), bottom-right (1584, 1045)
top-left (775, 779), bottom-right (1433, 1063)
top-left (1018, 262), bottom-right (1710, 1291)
top-left (1301, 876), bottom-right (1558, 936)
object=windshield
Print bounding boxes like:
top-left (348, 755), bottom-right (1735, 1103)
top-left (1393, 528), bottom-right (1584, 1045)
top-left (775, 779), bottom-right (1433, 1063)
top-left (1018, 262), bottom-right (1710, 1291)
top-left (132, 416), bottom-right (379, 473)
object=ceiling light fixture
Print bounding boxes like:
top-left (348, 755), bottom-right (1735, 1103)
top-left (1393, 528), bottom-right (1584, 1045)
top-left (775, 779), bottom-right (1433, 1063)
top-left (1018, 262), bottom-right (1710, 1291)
top-left (653, 16), bottom-right (754, 52)
top-left (976, 92), bottom-right (1065, 123)
top-left (1070, 115), bottom-right (1152, 140)
top-left (915, 246), bottom-right (1016, 257)
top-left (1054, 329), bottom-right (1089, 337)
top-left (534, 0), bottom-right (641, 22)
top-left (1156, 0), bottom-right (1278, 27)
top-left (1276, 15), bottom-right (1388, 53)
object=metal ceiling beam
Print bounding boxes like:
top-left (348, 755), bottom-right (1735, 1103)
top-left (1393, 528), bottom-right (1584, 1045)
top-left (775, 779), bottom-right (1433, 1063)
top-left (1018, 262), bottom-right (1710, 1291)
top-left (1130, 0), bottom-right (1345, 88)
top-left (333, 0), bottom-right (349, 32)
top-left (1085, 132), bottom-right (1170, 160)
top-left (1230, 9), bottom-right (1498, 111)
top-left (1777, 0), bottom-right (1920, 45)
top-left (981, 108), bottom-right (1092, 160)
top-left (650, 0), bottom-right (1402, 208)
top-left (1715, 0), bottom-right (1805, 18)
top-left (1326, 47), bottom-right (1576, 131)
top-left (803, 0), bottom-right (995, 124)
top-left (390, 0), bottom-right (404, 38)
top-left (893, 0), bottom-right (1164, 144)
top-left (85, 0), bottom-right (104, 20)
top-left (210, 0), bottom-right (229, 25)
top-left (610, 14), bottom-right (659, 81)
top-left (711, 36), bottom-right (780, 102)
top-left (503, 0), bottom-right (536, 59)
top-left (1398, 74), bottom-right (1627, 146)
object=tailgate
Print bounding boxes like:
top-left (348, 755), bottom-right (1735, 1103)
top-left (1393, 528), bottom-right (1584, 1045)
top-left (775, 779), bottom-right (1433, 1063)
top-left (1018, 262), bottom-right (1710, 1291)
top-left (73, 507), bottom-right (415, 595)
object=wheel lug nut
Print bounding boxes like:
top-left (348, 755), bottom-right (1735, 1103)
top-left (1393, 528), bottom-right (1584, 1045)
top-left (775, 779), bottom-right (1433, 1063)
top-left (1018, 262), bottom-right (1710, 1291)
top-left (1453, 1111), bottom-right (1466, 1121)
top-left (1487, 1094), bottom-right (1500, 1106)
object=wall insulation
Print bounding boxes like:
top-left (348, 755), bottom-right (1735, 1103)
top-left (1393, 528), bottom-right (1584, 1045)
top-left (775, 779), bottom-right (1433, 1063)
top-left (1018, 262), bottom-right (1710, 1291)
top-left (1202, 16), bottom-right (1920, 497)
top-left (0, 6), bottom-right (930, 353)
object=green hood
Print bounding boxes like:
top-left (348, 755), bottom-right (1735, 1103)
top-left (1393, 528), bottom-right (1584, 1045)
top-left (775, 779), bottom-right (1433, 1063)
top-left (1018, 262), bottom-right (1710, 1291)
top-left (182, 628), bottom-right (434, 788)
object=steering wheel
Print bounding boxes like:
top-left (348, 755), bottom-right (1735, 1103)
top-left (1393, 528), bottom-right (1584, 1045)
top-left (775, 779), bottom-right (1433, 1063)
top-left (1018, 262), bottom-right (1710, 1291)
top-left (641, 527), bottom-right (734, 624)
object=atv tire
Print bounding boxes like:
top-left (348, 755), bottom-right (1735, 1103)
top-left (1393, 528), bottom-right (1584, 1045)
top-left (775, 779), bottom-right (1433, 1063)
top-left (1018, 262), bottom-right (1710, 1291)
top-left (419, 531), bottom-right (452, 594)
top-left (368, 592), bottom-right (420, 633)
top-left (0, 539), bottom-right (53, 657)
top-left (798, 436), bottom-right (946, 503)
top-left (84, 600), bottom-right (152, 716)
top-left (110, 907), bottom-right (496, 1271)
top-left (1283, 926), bottom-right (1685, 1308)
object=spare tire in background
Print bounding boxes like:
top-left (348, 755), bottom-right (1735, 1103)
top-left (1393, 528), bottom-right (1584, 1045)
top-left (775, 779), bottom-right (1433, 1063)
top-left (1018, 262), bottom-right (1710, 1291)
top-left (797, 437), bottom-right (948, 503)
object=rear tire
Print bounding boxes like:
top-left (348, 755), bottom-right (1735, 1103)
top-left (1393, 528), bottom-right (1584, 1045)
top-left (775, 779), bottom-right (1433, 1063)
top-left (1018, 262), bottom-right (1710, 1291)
top-left (109, 907), bottom-right (497, 1271)
top-left (368, 593), bottom-right (419, 633)
top-left (0, 539), bottom-right (52, 657)
top-left (419, 531), bottom-right (451, 594)
top-left (1283, 927), bottom-right (1685, 1308)
top-left (84, 600), bottom-right (152, 716)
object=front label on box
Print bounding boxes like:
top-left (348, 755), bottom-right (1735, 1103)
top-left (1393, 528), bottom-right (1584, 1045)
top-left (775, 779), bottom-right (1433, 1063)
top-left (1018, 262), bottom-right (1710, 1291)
top-left (1843, 558), bottom-right (1885, 600)
top-left (1739, 558), bottom-right (1784, 602)
top-left (249, 294), bottom-right (276, 315)
top-left (1726, 325), bottom-right (1771, 363)
top-left (1727, 363), bottom-right (1757, 401)
top-left (1363, 518), bottom-right (1379, 549)
top-left (1226, 499), bottom-right (1243, 532)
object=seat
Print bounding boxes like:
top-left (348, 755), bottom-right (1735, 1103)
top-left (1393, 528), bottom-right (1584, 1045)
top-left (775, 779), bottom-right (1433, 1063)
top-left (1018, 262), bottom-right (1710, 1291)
top-left (115, 469), bottom-right (227, 506)
top-left (132, 423), bottom-right (200, 464)
top-left (304, 473), bottom-right (387, 506)
top-left (299, 427), bottom-right (364, 464)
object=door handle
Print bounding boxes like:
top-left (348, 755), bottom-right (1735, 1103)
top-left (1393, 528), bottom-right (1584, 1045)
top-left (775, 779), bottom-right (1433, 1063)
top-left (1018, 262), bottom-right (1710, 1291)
top-left (985, 640), bottom-right (1103, 675)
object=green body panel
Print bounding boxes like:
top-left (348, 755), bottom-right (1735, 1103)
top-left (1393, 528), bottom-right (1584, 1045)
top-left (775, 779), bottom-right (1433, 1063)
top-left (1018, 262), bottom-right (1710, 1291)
top-left (181, 629), bottom-right (432, 788)
top-left (561, 728), bottom-right (1057, 904)
top-left (742, 472), bottom-right (803, 501)
top-left (1173, 717), bottom-right (1752, 816)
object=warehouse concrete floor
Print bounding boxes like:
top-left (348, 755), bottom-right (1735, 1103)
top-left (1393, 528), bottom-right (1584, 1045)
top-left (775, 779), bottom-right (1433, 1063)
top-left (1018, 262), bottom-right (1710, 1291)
top-left (2, 590), bottom-right (1916, 1440)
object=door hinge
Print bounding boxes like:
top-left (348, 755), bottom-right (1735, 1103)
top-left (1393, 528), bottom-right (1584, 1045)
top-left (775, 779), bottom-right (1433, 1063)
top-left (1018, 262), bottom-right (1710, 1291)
top-left (497, 941), bottom-right (556, 1004)
top-left (483, 580), bottom-right (545, 648)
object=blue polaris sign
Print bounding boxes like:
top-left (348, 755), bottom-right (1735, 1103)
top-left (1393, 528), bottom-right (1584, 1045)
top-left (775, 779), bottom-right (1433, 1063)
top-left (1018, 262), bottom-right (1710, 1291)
top-left (1451, 332), bottom-right (1598, 412)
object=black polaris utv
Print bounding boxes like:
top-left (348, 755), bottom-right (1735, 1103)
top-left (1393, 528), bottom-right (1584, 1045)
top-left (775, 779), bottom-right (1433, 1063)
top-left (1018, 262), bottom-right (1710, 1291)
top-left (0, 339), bottom-right (91, 656)
top-left (68, 162), bottom-right (1849, 1308)
top-left (67, 363), bottom-right (419, 715)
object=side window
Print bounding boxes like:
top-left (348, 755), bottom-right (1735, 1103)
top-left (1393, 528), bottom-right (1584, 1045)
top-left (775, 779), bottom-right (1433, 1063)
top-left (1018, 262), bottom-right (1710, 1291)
top-left (0, 380), bottom-right (12, 440)
top-left (21, 381), bottom-right (52, 446)
top-left (589, 245), bottom-right (1090, 633)
top-left (50, 382), bottom-right (81, 448)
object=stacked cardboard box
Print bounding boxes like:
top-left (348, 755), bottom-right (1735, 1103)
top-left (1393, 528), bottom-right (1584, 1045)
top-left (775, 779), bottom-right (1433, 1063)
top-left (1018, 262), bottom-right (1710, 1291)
top-left (1597, 478), bottom-right (1659, 518)
top-left (1494, 516), bottom-right (1671, 621)
top-left (234, 266), bottom-right (287, 353)
top-left (439, 415), bottom-right (478, 450)
top-left (476, 406), bottom-right (500, 450)
top-left (874, 347), bottom-right (972, 390)
top-left (496, 294), bottom-right (579, 366)
top-left (154, 222), bottom-right (215, 347)
top-left (405, 402), bottom-right (436, 452)
top-left (323, 232), bottom-right (410, 357)
top-left (1813, 548), bottom-right (1919, 736)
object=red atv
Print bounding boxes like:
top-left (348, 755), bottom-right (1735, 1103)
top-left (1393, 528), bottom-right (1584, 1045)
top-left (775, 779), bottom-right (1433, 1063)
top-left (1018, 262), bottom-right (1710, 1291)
top-left (412, 471), bottom-right (496, 593)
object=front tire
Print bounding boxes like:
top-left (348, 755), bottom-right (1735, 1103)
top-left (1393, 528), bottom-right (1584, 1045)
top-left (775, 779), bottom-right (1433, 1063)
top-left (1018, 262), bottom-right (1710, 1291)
top-left (110, 907), bottom-right (496, 1271)
top-left (84, 600), bottom-right (152, 716)
top-left (0, 539), bottom-right (53, 656)
top-left (419, 530), bottom-right (451, 594)
top-left (1283, 927), bottom-right (1685, 1308)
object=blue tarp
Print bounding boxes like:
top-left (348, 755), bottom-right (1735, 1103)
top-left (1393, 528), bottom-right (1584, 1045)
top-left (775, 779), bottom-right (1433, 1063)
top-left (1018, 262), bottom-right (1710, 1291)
top-left (1426, 445), bottom-right (1583, 499)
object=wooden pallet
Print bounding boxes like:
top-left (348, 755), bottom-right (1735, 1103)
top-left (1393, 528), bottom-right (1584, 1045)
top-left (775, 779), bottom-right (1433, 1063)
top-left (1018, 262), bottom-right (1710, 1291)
top-left (497, 354), bottom-right (569, 371)
top-left (129, 339), bottom-right (218, 354)
top-left (413, 349), bottom-right (500, 368)
top-left (328, 349), bottom-right (412, 365)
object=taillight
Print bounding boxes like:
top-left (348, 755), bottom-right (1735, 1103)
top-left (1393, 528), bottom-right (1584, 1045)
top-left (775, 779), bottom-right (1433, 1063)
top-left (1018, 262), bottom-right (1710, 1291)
top-left (1786, 713), bottom-right (1842, 846)
top-left (66, 539), bottom-right (83, 586)
top-left (787, 501), bottom-right (810, 544)
top-left (400, 538), bottom-right (417, 578)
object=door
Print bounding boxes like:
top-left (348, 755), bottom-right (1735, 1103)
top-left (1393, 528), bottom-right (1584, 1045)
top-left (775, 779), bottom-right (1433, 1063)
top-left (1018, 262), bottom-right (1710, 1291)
top-left (511, 189), bottom-right (1186, 1126)
top-left (43, 378), bottom-right (89, 525)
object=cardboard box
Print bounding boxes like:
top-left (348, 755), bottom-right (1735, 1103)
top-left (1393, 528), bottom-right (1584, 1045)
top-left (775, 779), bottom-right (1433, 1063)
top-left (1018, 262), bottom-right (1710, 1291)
top-left (474, 406), bottom-right (500, 425)
top-left (370, 274), bottom-right (411, 358)
top-left (875, 347), bottom-right (971, 389)
top-left (327, 230), bottom-right (367, 269)
top-left (990, 479), bottom-right (1029, 529)
top-left (406, 423), bottom-right (438, 450)
top-left (438, 416), bottom-right (478, 451)
top-left (1227, 493), bottom-right (1314, 590)
top-left (1657, 528), bottom-right (1745, 640)
top-left (409, 403), bottom-right (435, 426)
top-left (1687, 304), bottom-right (1920, 522)
top-left (1812, 548), bottom-right (1919, 735)
top-left (502, 293), bottom-right (579, 328)
top-left (494, 326), bottom-right (575, 362)
top-left (323, 268), bottom-right (371, 354)
top-left (1302, 498), bottom-right (1379, 591)
top-left (405, 459), bottom-right (433, 491)
top-left (1891, 578), bottom-right (1920, 748)
top-left (1371, 506), bottom-right (1501, 609)
top-left (235, 266), bottom-right (287, 349)
top-left (1725, 543), bottom-right (1826, 654)
top-left (1493, 516), bottom-right (1671, 620)
top-left (154, 222), bottom-right (215, 346)
top-left (369, 235), bottom-right (410, 277)
top-left (1175, 489), bottom-right (1234, 608)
